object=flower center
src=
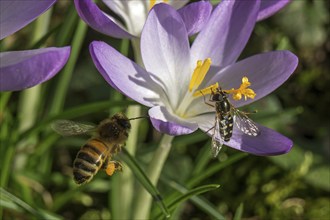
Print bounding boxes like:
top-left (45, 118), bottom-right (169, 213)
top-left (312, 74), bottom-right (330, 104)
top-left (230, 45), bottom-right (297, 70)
top-left (190, 58), bottom-right (256, 101)
top-left (149, 0), bottom-right (169, 10)
top-left (176, 58), bottom-right (256, 118)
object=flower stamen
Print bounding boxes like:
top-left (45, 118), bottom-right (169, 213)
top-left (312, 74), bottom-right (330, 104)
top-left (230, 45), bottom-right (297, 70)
top-left (193, 77), bottom-right (256, 101)
top-left (149, 0), bottom-right (169, 10)
top-left (193, 83), bottom-right (218, 97)
top-left (189, 58), bottom-right (212, 92)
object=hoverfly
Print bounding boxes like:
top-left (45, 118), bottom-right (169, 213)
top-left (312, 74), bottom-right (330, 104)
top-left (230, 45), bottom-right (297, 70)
top-left (203, 87), bottom-right (260, 157)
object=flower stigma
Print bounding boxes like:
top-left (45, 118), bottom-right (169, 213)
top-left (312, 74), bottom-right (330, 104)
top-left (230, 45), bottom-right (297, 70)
top-left (224, 77), bottom-right (256, 100)
top-left (149, 0), bottom-right (169, 10)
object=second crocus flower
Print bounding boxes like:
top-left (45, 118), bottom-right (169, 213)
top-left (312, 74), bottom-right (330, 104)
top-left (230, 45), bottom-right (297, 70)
top-left (90, 1), bottom-right (298, 156)
top-left (0, 0), bottom-right (70, 92)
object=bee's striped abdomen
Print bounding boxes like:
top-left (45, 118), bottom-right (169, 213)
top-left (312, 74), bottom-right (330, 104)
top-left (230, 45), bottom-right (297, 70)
top-left (73, 139), bottom-right (108, 185)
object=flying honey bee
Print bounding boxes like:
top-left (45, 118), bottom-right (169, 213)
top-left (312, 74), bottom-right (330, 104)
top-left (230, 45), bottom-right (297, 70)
top-left (51, 113), bottom-right (143, 185)
top-left (203, 87), bottom-right (260, 157)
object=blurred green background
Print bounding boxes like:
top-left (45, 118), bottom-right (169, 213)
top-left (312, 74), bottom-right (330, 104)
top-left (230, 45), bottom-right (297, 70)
top-left (0, 1), bottom-right (329, 219)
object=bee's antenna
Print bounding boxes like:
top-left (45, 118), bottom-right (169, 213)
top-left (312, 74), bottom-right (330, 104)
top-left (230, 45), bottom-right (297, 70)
top-left (128, 115), bottom-right (149, 121)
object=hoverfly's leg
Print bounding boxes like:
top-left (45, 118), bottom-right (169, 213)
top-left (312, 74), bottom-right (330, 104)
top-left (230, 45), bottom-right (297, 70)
top-left (229, 103), bottom-right (257, 115)
top-left (200, 91), bottom-right (215, 108)
top-left (241, 110), bottom-right (258, 115)
top-left (204, 117), bottom-right (217, 134)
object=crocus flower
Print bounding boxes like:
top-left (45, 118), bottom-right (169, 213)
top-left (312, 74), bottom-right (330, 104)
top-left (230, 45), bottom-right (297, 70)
top-left (89, 1), bottom-right (298, 156)
top-left (74, 0), bottom-right (212, 38)
top-left (0, 0), bottom-right (70, 91)
top-left (257, 0), bottom-right (291, 21)
top-left (74, 0), bottom-right (291, 39)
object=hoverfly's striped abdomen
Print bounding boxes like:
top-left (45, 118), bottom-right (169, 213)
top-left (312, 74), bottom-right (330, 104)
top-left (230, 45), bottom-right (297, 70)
top-left (73, 139), bottom-right (108, 185)
top-left (215, 96), bottom-right (233, 142)
top-left (219, 114), bottom-right (233, 142)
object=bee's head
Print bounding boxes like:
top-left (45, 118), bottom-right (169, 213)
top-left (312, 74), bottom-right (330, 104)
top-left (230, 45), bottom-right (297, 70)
top-left (113, 113), bottom-right (131, 130)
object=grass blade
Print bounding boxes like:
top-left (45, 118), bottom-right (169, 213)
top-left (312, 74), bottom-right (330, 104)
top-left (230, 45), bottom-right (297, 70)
top-left (119, 148), bottom-right (170, 219)
top-left (153, 179), bottom-right (224, 220)
top-left (187, 152), bottom-right (248, 188)
top-left (233, 203), bottom-right (244, 220)
top-left (167, 184), bottom-right (220, 212)
top-left (0, 188), bottom-right (62, 220)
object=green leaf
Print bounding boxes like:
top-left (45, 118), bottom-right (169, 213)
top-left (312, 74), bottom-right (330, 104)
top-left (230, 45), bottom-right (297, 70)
top-left (0, 188), bottom-right (62, 220)
top-left (119, 148), bottom-right (170, 218)
top-left (233, 203), bottom-right (244, 220)
top-left (192, 140), bottom-right (212, 176)
top-left (187, 152), bottom-right (248, 188)
top-left (304, 166), bottom-right (330, 191)
top-left (154, 179), bottom-right (224, 220)
top-left (270, 146), bottom-right (330, 191)
top-left (167, 184), bottom-right (220, 212)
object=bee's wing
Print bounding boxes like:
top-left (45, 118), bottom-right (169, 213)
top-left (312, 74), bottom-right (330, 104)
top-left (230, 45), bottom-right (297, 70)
top-left (51, 120), bottom-right (96, 136)
top-left (211, 116), bottom-right (224, 157)
top-left (231, 108), bottom-right (260, 136)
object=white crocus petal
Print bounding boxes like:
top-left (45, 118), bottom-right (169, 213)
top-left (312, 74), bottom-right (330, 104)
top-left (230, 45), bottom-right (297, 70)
top-left (103, 0), bottom-right (190, 36)
top-left (149, 106), bottom-right (199, 135)
top-left (141, 3), bottom-right (191, 111)
top-left (103, 0), bottom-right (148, 36)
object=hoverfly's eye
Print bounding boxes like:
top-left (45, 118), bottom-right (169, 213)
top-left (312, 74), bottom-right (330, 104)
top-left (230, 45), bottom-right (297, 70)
top-left (211, 94), bottom-right (222, 101)
top-left (117, 119), bottom-right (131, 129)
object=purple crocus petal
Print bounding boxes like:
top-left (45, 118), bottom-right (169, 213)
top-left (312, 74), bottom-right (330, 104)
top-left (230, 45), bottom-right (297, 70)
top-left (141, 3), bottom-right (191, 109)
top-left (196, 114), bottom-right (293, 156)
top-left (74, 0), bottom-right (133, 39)
top-left (257, 0), bottom-right (291, 21)
top-left (0, 0), bottom-right (56, 40)
top-left (208, 51), bottom-right (298, 108)
top-left (149, 106), bottom-right (199, 136)
top-left (0, 47), bottom-right (70, 91)
top-left (177, 1), bottom-right (212, 36)
top-left (89, 41), bottom-right (163, 107)
top-left (191, 0), bottom-right (260, 67)
top-left (228, 123), bottom-right (293, 156)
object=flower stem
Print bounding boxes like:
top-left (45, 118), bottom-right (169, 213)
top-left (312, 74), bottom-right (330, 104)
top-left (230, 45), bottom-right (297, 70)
top-left (133, 134), bottom-right (174, 219)
top-left (111, 38), bottom-right (142, 219)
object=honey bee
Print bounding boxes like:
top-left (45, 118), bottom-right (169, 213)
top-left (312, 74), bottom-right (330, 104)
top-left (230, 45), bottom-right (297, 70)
top-left (52, 113), bottom-right (142, 185)
top-left (203, 88), bottom-right (260, 157)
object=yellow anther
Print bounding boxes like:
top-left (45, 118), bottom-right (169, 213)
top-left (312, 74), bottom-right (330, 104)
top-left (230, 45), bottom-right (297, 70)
top-left (149, 0), bottom-right (156, 10)
top-left (149, 0), bottom-right (169, 10)
top-left (189, 58), bottom-right (212, 92)
top-left (193, 82), bottom-right (219, 97)
top-left (224, 77), bottom-right (256, 101)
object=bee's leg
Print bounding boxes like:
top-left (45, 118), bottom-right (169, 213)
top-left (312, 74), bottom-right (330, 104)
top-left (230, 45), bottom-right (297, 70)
top-left (200, 91), bottom-right (215, 107)
top-left (103, 159), bottom-right (123, 176)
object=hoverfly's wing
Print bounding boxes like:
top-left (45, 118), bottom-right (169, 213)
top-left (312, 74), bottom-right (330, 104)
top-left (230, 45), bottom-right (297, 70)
top-left (231, 108), bottom-right (260, 136)
top-left (51, 120), bottom-right (96, 136)
top-left (211, 116), bottom-right (224, 157)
